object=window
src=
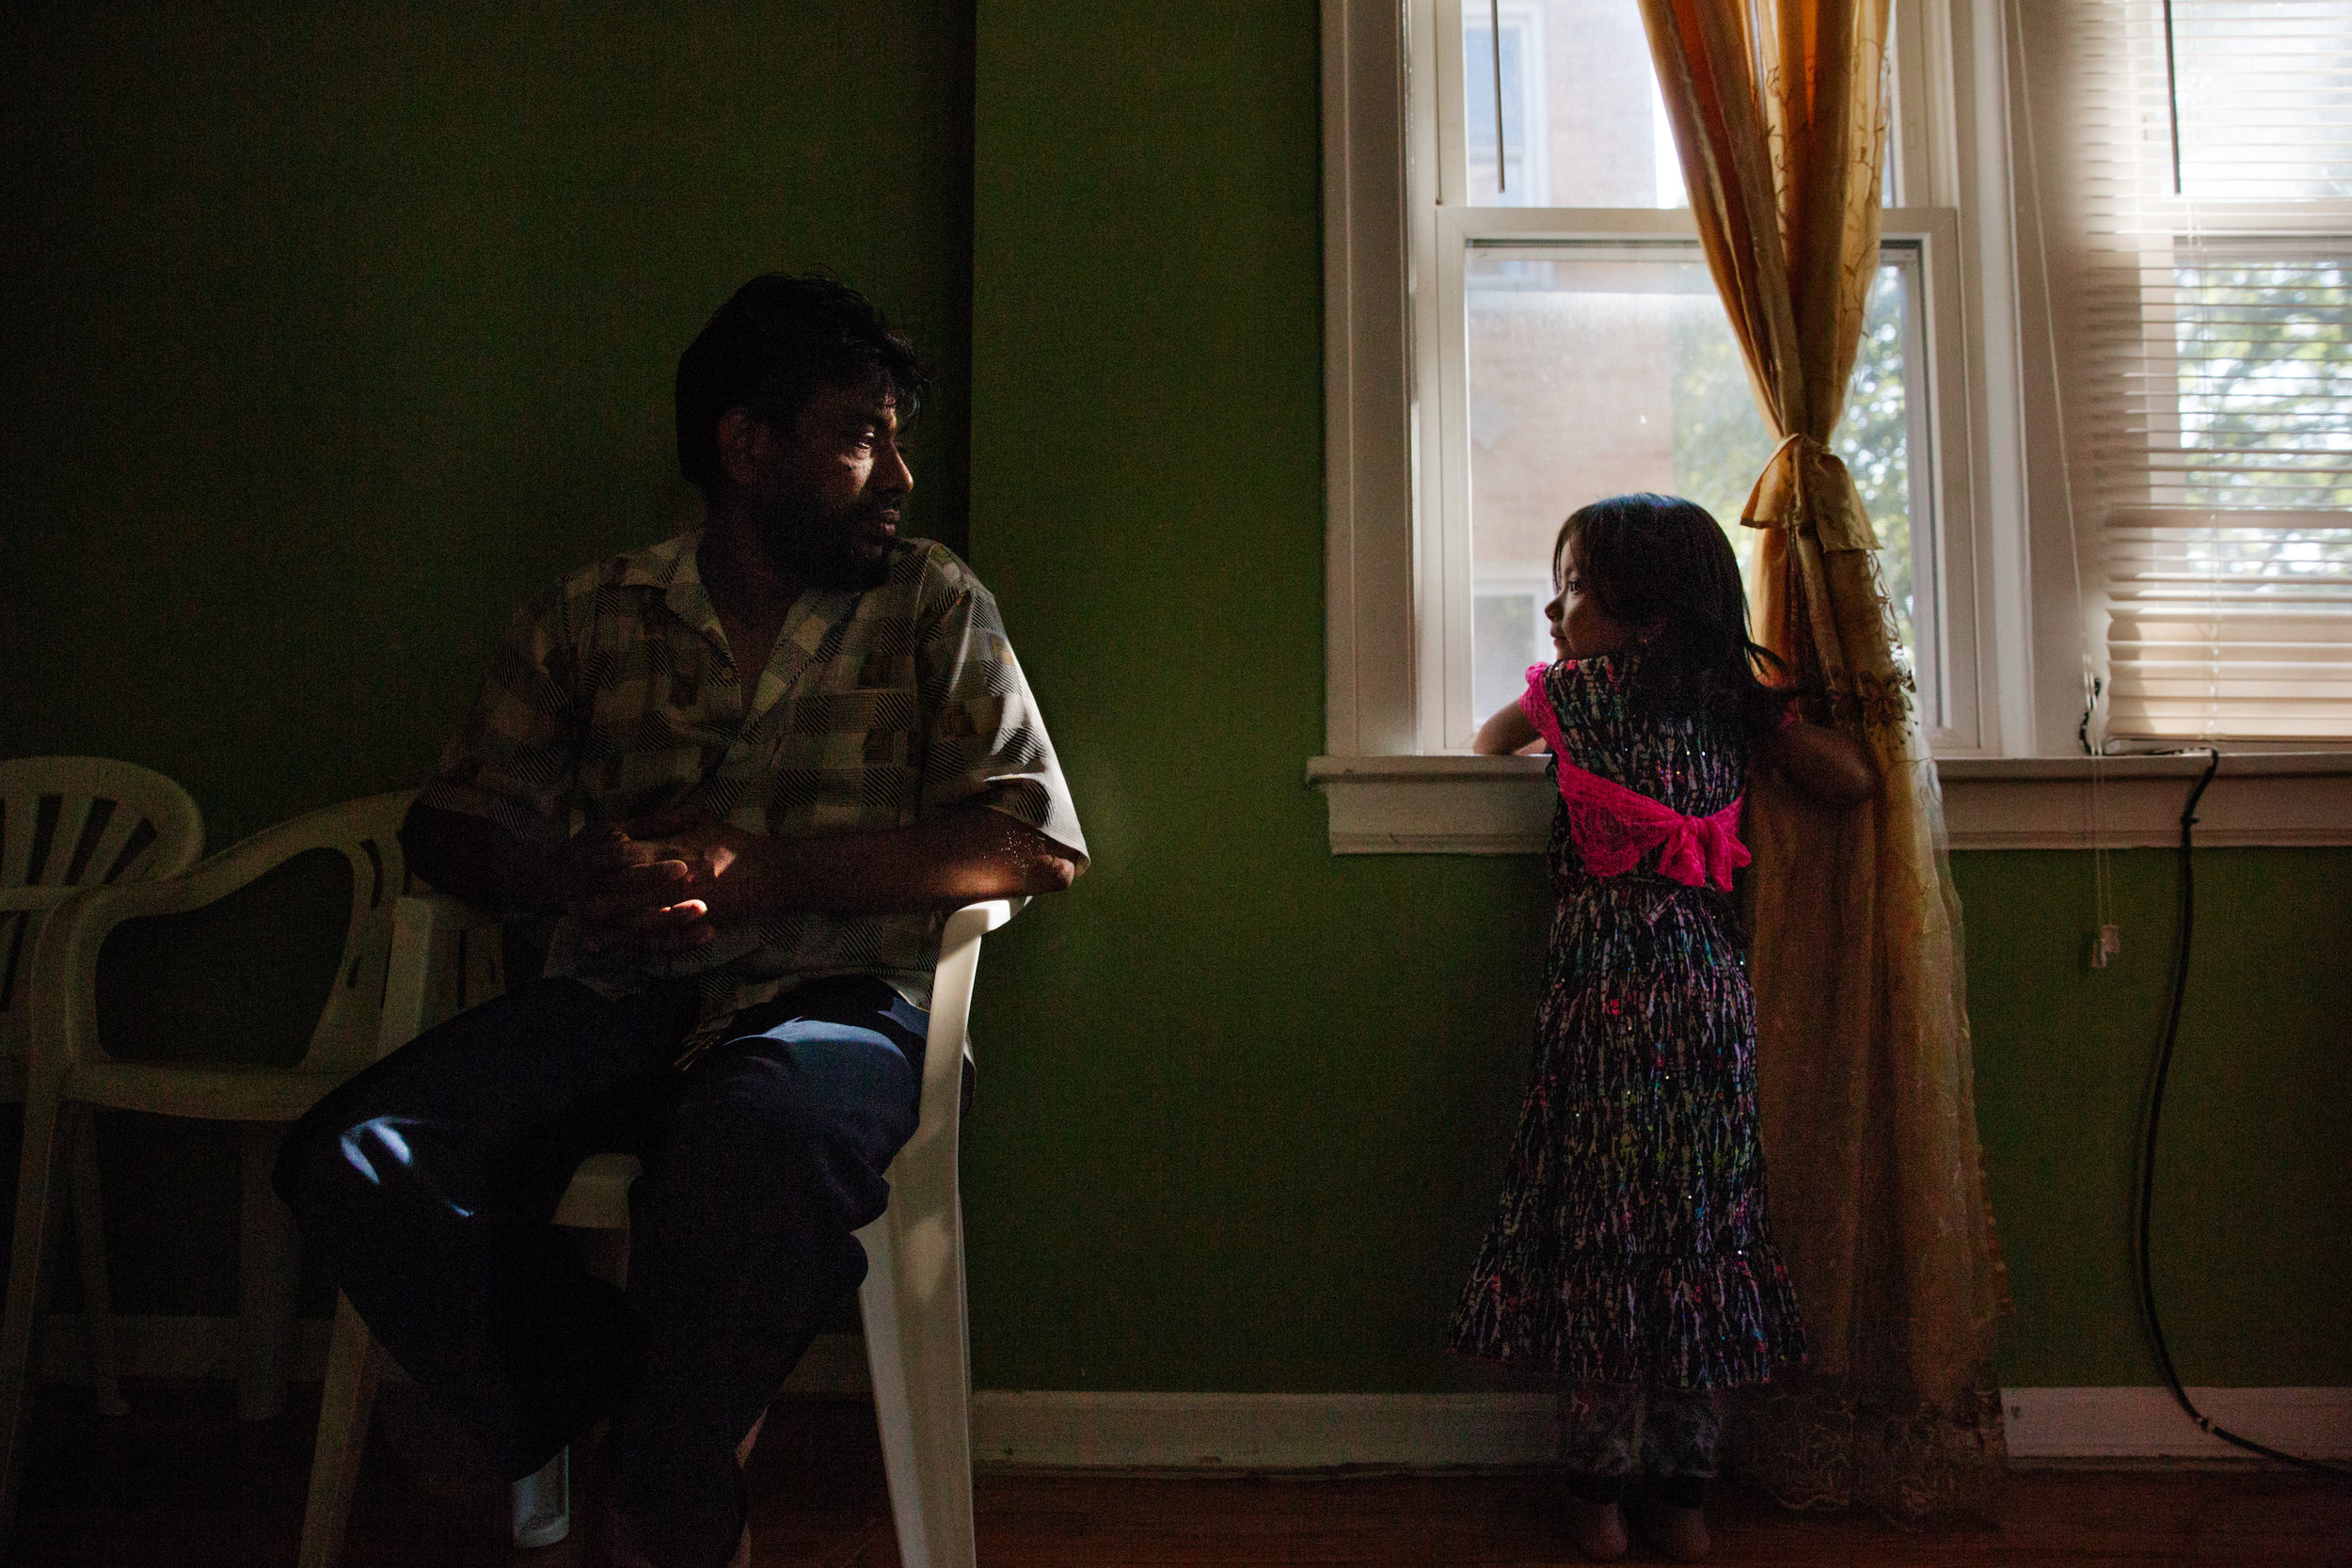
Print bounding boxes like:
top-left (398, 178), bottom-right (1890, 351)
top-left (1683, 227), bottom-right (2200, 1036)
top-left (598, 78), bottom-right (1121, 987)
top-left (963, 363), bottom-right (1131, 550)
top-left (2047, 0), bottom-right (2352, 745)
top-left (1322, 0), bottom-right (2005, 771)
top-left (1454, 242), bottom-right (1944, 729)
top-left (1430, 0), bottom-right (1963, 748)
top-left (1319, 0), bottom-right (2352, 851)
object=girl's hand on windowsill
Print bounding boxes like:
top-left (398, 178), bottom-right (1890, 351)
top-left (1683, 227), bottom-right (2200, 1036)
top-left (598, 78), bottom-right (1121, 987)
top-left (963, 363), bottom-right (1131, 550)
top-left (1473, 703), bottom-right (1543, 756)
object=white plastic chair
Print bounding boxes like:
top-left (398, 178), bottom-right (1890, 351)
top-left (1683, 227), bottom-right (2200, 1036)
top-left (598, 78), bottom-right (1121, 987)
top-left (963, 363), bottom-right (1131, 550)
top-left (0, 757), bottom-right (205, 1421)
top-left (0, 791), bottom-right (413, 1559)
top-left (1, 758), bottom-right (206, 1087)
top-left (298, 890), bottom-right (1018, 1568)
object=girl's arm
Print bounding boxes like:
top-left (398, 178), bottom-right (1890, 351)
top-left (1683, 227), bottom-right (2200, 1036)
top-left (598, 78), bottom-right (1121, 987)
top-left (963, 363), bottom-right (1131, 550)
top-left (1757, 719), bottom-right (1877, 809)
top-left (1473, 701), bottom-right (1544, 756)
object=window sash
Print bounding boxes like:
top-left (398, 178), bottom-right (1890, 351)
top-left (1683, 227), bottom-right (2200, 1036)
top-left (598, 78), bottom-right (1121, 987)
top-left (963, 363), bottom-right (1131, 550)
top-left (1414, 0), bottom-right (1974, 752)
top-left (1421, 207), bottom-right (1965, 750)
top-left (1319, 0), bottom-right (2018, 772)
top-left (2061, 0), bottom-right (2352, 746)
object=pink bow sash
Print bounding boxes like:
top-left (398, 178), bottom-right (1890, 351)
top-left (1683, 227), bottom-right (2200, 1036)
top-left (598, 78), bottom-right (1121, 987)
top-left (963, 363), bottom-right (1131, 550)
top-left (1518, 664), bottom-right (1750, 893)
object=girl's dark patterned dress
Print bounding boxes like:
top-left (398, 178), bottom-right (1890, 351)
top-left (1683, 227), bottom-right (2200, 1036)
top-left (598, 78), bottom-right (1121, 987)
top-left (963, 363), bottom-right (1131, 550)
top-left (1448, 651), bottom-right (1805, 1389)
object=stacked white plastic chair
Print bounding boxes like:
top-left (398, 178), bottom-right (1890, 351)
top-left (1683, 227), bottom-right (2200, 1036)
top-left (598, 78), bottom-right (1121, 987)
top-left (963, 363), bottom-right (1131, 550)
top-left (299, 889), bottom-right (1016, 1568)
top-left (0, 758), bottom-right (204, 1424)
top-left (0, 790), bottom-right (412, 1560)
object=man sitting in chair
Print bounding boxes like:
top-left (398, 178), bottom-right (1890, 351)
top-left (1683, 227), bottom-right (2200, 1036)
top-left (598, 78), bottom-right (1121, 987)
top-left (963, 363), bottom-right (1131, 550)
top-left (277, 276), bottom-right (1086, 1568)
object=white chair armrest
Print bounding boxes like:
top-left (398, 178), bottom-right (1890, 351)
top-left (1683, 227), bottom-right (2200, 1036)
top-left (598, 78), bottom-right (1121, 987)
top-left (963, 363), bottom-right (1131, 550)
top-left (20, 885), bottom-right (118, 1090)
top-left (393, 890), bottom-right (505, 932)
top-left (377, 891), bottom-right (510, 1058)
top-left (40, 791), bottom-right (411, 940)
top-left (23, 793), bottom-right (414, 1085)
top-left (916, 898), bottom-right (1025, 1143)
top-left (948, 897), bottom-right (1023, 942)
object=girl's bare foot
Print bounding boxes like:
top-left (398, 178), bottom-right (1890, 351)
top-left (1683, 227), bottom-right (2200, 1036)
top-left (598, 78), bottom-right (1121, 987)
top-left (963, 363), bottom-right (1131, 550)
top-left (1565, 1495), bottom-right (1629, 1561)
top-left (1628, 1494), bottom-right (1710, 1560)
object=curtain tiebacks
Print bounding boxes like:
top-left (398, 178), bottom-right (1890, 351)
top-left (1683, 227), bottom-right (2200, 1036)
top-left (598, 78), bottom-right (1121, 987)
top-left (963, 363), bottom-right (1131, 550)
top-left (1740, 432), bottom-right (1879, 553)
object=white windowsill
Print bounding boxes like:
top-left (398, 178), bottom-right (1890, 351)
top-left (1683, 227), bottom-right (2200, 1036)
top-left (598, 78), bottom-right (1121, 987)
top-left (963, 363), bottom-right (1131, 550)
top-left (1306, 752), bottom-right (2352, 854)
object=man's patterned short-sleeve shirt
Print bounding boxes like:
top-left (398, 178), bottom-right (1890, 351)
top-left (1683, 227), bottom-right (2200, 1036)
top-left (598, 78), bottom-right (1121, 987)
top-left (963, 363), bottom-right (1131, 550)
top-left (420, 531), bottom-right (1085, 1053)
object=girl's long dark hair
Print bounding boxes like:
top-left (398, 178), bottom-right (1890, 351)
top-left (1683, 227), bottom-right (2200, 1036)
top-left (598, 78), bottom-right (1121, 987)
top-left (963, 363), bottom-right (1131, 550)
top-left (1557, 493), bottom-right (1787, 736)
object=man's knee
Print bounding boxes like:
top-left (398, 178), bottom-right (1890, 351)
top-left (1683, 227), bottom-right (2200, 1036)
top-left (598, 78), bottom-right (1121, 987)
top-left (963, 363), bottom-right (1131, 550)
top-left (278, 979), bottom-right (668, 1229)
top-left (666, 1053), bottom-right (908, 1235)
top-left (274, 1096), bottom-right (370, 1235)
top-left (276, 1070), bottom-right (483, 1243)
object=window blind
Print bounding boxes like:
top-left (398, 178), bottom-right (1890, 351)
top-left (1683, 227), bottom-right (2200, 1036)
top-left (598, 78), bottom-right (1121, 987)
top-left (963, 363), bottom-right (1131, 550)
top-left (2058, 0), bottom-right (2352, 744)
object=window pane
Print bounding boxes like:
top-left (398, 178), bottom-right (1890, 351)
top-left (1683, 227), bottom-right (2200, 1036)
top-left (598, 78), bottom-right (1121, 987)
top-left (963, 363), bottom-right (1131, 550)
top-left (1845, 261), bottom-right (1918, 654)
top-left (1463, 6), bottom-right (1544, 203)
top-left (2171, 255), bottom-right (2352, 508)
top-left (1464, 248), bottom-right (1919, 720)
top-left (1473, 588), bottom-right (1546, 719)
top-left (1459, 0), bottom-right (1900, 210)
top-left (2173, 0), bottom-right (2352, 200)
top-left (1463, 0), bottom-right (1681, 208)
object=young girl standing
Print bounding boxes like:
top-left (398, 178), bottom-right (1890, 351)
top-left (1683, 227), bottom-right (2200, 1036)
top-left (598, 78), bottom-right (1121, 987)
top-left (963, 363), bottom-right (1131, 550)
top-left (1448, 494), bottom-right (1872, 1561)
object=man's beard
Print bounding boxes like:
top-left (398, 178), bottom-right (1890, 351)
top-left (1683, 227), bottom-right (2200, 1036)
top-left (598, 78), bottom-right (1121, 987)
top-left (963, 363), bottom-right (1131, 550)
top-left (753, 494), bottom-right (897, 591)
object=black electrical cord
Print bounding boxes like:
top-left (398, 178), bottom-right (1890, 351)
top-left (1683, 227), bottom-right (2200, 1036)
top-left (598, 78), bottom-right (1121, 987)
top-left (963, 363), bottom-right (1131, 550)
top-left (2132, 748), bottom-right (2351, 1477)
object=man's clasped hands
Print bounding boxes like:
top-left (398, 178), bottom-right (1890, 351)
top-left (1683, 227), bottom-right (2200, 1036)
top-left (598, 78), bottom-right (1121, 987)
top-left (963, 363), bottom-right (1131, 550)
top-left (559, 815), bottom-right (762, 956)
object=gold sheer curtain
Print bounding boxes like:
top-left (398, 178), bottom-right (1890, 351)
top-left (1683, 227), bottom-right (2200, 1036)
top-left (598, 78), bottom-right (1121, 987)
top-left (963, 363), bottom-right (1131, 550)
top-left (1637, 0), bottom-right (2009, 1518)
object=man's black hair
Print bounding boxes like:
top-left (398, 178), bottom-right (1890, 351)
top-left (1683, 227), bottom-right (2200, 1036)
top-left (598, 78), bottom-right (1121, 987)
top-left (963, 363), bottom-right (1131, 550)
top-left (675, 275), bottom-right (926, 494)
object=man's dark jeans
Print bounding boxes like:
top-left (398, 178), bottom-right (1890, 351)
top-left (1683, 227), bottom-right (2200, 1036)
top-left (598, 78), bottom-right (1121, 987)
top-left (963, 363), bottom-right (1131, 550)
top-left (276, 974), bottom-right (927, 1568)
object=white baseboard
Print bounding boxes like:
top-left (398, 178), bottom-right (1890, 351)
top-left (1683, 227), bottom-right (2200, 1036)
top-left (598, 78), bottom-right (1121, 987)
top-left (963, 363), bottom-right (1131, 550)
top-left (970, 1388), bottom-right (2352, 1470)
top-left (970, 1391), bottom-right (1558, 1469)
top-left (40, 1322), bottom-right (2347, 1469)
top-left (2004, 1386), bottom-right (2352, 1462)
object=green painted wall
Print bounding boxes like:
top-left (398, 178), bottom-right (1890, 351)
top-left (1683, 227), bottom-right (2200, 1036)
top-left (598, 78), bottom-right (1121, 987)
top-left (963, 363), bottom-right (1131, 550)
top-left (3, 0), bottom-right (2345, 1394)
top-left (957, 0), bottom-right (2351, 1394)
top-left (2, 0), bottom-right (977, 847)
top-left (0, 0), bottom-right (977, 1316)
top-left (1954, 848), bottom-right (2352, 1387)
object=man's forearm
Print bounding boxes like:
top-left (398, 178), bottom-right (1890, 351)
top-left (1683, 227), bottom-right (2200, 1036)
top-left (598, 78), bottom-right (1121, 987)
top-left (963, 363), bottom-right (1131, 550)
top-left (728, 804), bottom-right (1081, 917)
top-left (399, 803), bottom-right (564, 915)
top-left (409, 799), bottom-right (1082, 950)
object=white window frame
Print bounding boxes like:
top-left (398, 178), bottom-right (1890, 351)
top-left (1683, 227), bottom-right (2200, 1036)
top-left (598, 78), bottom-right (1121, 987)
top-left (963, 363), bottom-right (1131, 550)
top-left (1316, 0), bottom-right (2352, 851)
top-left (1302, 0), bottom-right (2334, 851)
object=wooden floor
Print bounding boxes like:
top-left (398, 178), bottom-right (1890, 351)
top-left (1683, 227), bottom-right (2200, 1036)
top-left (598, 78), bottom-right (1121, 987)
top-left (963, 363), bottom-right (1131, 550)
top-left (8, 1384), bottom-right (2347, 1566)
